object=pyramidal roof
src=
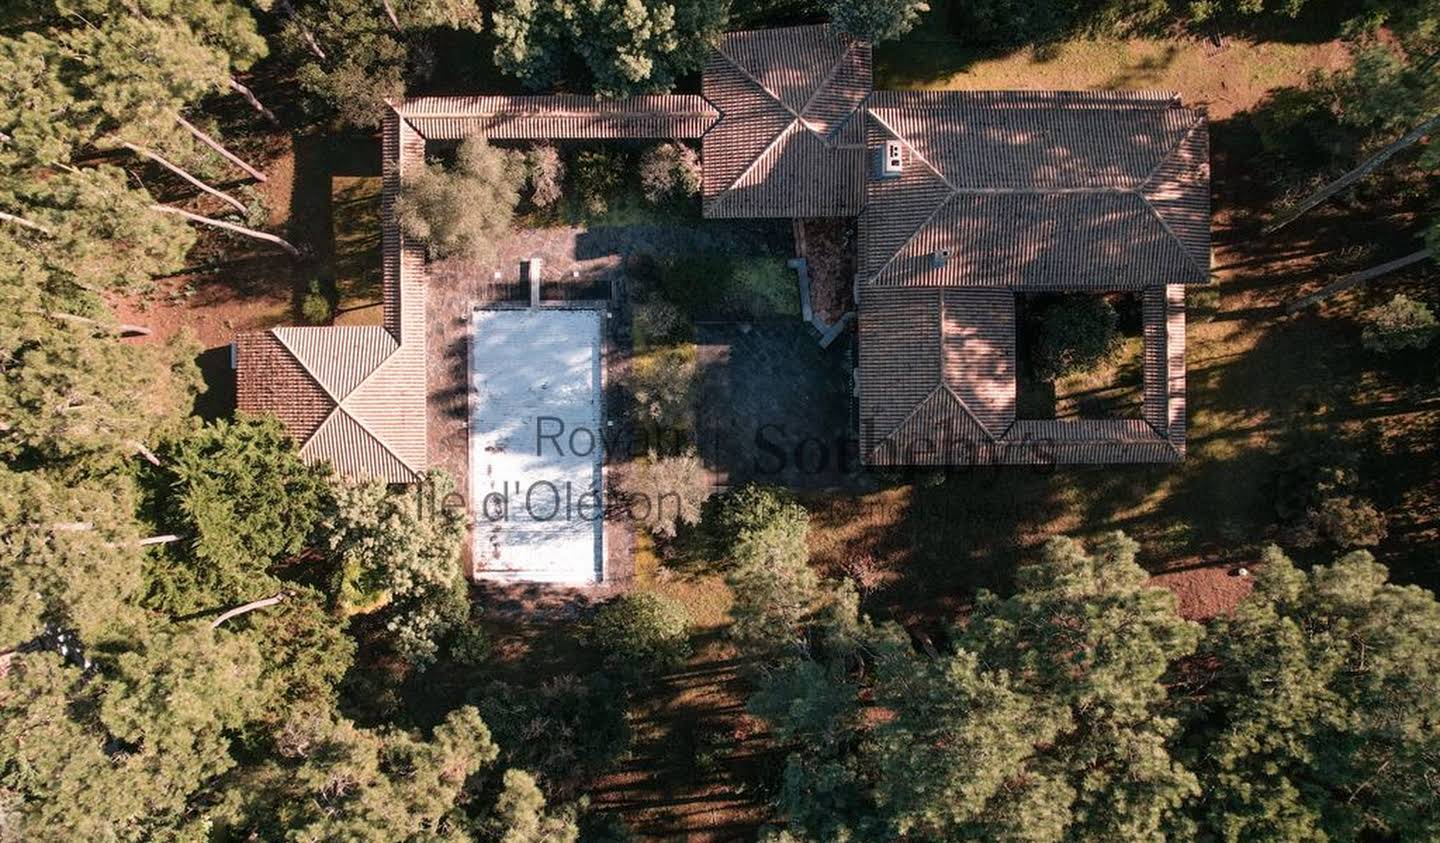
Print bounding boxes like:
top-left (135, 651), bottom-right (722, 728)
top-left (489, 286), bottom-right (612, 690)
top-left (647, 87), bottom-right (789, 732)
top-left (701, 24), bottom-right (871, 218)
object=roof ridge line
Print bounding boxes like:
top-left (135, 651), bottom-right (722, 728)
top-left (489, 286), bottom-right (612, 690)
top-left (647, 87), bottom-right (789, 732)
top-left (865, 382), bottom-right (947, 464)
top-left (939, 382), bottom-right (997, 441)
top-left (271, 327), bottom-right (346, 405)
top-left (795, 39), bottom-right (857, 137)
top-left (948, 186), bottom-right (1136, 195)
top-left (862, 109), bottom-right (958, 288)
top-left (338, 350), bottom-right (423, 477)
top-left (1139, 111), bottom-right (1201, 190)
top-left (715, 43), bottom-right (804, 123)
top-left (706, 117), bottom-right (803, 210)
top-left (867, 190), bottom-right (956, 284)
top-left (1138, 195), bottom-right (1209, 281)
top-left (865, 108), bottom-right (957, 192)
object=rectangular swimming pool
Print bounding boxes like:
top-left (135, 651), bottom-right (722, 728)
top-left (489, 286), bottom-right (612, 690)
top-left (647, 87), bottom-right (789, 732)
top-left (469, 307), bottom-right (605, 584)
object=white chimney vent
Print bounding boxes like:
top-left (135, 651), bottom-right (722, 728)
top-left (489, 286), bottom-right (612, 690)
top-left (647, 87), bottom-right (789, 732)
top-left (931, 248), bottom-right (951, 267)
top-left (877, 140), bottom-right (903, 178)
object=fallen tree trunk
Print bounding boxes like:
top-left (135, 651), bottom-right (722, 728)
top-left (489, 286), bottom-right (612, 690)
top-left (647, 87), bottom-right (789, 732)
top-left (0, 209), bottom-right (52, 235)
top-left (229, 77), bottom-right (281, 127)
top-left (150, 204), bottom-right (302, 257)
top-left (48, 311), bottom-right (152, 337)
top-left (123, 142), bottom-right (248, 214)
top-left (277, 0), bottom-right (327, 61)
top-left (210, 591), bottom-right (290, 629)
top-left (175, 113), bottom-right (267, 183)
top-left (1266, 114), bottom-right (1440, 234)
top-left (1288, 248), bottom-right (1434, 313)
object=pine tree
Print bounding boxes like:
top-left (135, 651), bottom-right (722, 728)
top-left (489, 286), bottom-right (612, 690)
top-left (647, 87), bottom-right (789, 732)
top-left (492, 0), bottom-right (728, 96)
top-left (144, 416), bottom-right (333, 613)
top-left (1192, 546), bottom-right (1440, 843)
top-left (750, 532), bottom-right (1202, 843)
top-left (824, 0), bottom-right (931, 43)
top-left (0, 238), bottom-right (201, 471)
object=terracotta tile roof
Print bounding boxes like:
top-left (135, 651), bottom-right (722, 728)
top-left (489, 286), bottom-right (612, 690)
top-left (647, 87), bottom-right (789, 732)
top-left (235, 26), bottom-right (1202, 475)
top-left (234, 112), bottom-right (430, 484)
top-left (860, 90), bottom-right (1210, 289)
top-left (701, 25), bottom-right (870, 218)
top-left (394, 95), bottom-right (719, 140)
top-left (858, 287), bottom-right (1017, 463)
top-left (234, 332), bottom-right (334, 442)
top-left (859, 284), bottom-right (1189, 467)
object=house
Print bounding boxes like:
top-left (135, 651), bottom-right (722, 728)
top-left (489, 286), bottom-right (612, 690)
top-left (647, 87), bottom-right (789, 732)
top-left (235, 24), bottom-right (1210, 579)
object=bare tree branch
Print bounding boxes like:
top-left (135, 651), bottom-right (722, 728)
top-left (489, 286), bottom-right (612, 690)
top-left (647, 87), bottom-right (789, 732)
top-left (149, 204), bottom-right (302, 257)
top-left (210, 591), bottom-right (290, 629)
top-left (0, 209), bottom-right (53, 235)
top-left (1267, 113), bottom-right (1440, 234)
top-left (229, 77), bottom-right (281, 127)
top-left (174, 113), bottom-right (267, 183)
top-left (1288, 248), bottom-right (1434, 313)
top-left (276, 0), bottom-right (327, 61)
top-left (381, 0), bottom-right (403, 32)
top-left (122, 142), bottom-right (248, 214)
top-left (129, 439), bottom-right (161, 465)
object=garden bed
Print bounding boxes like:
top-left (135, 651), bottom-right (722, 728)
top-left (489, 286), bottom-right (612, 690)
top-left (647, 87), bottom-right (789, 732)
top-left (794, 217), bottom-right (856, 325)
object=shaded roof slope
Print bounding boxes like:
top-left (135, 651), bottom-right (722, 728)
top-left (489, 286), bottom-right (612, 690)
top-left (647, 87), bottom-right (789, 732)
top-left (394, 94), bottom-right (718, 140)
top-left (861, 90), bottom-right (1210, 289)
top-left (702, 24), bottom-right (870, 218)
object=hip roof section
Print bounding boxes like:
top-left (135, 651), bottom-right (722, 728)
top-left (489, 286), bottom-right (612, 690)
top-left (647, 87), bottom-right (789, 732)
top-left (701, 24), bottom-right (871, 218)
top-left (861, 90), bottom-right (1210, 289)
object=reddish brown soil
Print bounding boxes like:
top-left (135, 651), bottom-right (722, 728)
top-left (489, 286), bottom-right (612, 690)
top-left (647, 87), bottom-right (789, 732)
top-left (1148, 560), bottom-right (1255, 620)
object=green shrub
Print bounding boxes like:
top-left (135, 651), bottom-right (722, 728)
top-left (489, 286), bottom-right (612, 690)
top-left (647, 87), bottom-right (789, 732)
top-left (1273, 429), bottom-right (1360, 525)
top-left (623, 343), bottom-right (698, 432)
top-left (1361, 294), bottom-right (1437, 352)
top-left (638, 142), bottom-right (701, 204)
top-left (1298, 495), bottom-right (1389, 549)
top-left (449, 623), bottom-right (492, 667)
top-left (300, 279), bottom-right (332, 325)
top-left (1033, 294), bottom-right (1121, 381)
top-left (586, 591), bottom-right (693, 675)
top-left (699, 484), bottom-right (810, 568)
top-left (621, 450), bottom-right (712, 539)
top-left (573, 148), bottom-right (625, 217)
top-left (701, 485), bottom-right (817, 653)
top-left (476, 673), bottom-right (632, 782)
top-left (632, 299), bottom-right (689, 347)
top-left (395, 136), bottom-right (524, 263)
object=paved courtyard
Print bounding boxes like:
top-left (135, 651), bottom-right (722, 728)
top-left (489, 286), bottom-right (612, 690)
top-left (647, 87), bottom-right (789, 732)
top-left (695, 322), bottom-right (855, 489)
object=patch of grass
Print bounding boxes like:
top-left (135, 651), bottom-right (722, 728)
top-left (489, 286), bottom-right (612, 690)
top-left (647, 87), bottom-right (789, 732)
top-left (652, 252), bottom-right (800, 321)
top-left (878, 36), bottom-right (1350, 119)
top-left (653, 572), bottom-right (734, 631)
top-left (330, 175), bottom-right (383, 326)
top-left (1054, 336), bottom-right (1144, 419)
top-left (625, 342), bottom-right (700, 437)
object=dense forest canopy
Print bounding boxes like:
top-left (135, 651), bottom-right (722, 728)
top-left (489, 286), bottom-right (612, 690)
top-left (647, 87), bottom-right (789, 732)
top-left (1, 0), bottom-right (1437, 839)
